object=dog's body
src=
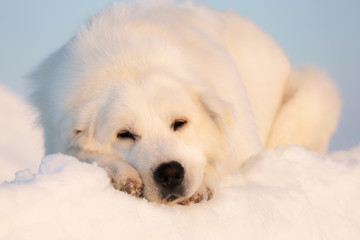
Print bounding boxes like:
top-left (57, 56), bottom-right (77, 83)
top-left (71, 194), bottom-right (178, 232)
top-left (30, 1), bottom-right (340, 204)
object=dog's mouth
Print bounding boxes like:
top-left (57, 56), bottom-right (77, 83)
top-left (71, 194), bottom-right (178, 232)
top-left (164, 194), bottom-right (182, 203)
top-left (160, 194), bottom-right (188, 204)
top-left (166, 194), bottom-right (180, 202)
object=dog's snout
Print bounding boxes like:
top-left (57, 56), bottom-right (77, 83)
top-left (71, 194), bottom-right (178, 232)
top-left (153, 161), bottom-right (184, 190)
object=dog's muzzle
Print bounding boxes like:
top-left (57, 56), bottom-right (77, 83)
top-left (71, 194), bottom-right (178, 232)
top-left (153, 161), bottom-right (185, 202)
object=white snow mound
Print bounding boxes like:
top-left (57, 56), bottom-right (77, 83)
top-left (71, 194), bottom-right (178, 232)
top-left (0, 85), bottom-right (43, 182)
top-left (1, 84), bottom-right (360, 239)
top-left (1, 146), bottom-right (360, 240)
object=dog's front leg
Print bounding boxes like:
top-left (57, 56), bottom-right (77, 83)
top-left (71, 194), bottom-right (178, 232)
top-left (76, 151), bottom-right (144, 197)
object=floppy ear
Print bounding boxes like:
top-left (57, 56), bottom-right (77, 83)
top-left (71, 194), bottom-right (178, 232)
top-left (186, 80), bottom-right (262, 171)
top-left (184, 80), bottom-right (233, 135)
top-left (198, 90), bottom-right (233, 136)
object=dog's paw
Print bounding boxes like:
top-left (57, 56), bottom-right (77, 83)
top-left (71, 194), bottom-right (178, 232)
top-left (108, 164), bottom-right (143, 197)
top-left (113, 177), bottom-right (143, 197)
top-left (178, 184), bottom-right (213, 205)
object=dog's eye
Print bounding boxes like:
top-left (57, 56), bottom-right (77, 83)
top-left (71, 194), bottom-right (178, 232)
top-left (73, 129), bottom-right (83, 135)
top-left (117, 130), bottom-right (136, 141)
top-left (172, 119), bottom-right (187, 131)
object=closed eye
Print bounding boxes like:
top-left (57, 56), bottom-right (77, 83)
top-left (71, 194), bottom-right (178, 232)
top-left (171, 119), bottom-right (188, 131)
top-left (117, 130), bottom-right (137, 141)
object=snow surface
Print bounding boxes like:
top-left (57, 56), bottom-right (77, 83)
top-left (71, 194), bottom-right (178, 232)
top-left (1, 84), bottom-right (360, 240)
top-left (0, 85), bottom-right (43, 183)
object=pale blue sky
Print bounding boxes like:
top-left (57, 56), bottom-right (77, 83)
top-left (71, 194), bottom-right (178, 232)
top-left (0, 0), bottom-right (359, 150)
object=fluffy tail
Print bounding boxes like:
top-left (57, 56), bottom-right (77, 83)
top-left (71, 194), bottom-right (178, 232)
top-left (266, 68), bottom-right (341, 153)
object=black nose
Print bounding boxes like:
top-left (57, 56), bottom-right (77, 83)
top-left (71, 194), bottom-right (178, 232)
top-left (153, 161), bottom-right (185, 190)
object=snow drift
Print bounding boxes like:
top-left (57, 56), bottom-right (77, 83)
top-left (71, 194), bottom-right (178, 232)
top-left (0, 85), bottom-right (43, 183)
top-left (1, 84), bottom-right (360, 239)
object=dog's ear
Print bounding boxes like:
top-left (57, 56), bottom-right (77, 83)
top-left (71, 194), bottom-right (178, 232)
top-left (198, 89), bottom-right (233, 136)
top-left (185, 81), bottom-right (233, 135)
top-left (186, 81), bottom-right (262, 170)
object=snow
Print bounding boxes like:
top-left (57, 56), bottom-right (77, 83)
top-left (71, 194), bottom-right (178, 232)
top-left (1, 84), bottom-right (360, 240)
top-left (0, 85), bottom-right (43, 183)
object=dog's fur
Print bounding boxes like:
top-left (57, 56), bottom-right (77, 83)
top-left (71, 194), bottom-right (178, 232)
top-left (29, 1), bottom-right (340, 204)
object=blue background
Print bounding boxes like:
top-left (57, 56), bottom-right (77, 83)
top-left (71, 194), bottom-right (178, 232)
top-left (0, 0), bottom-right (359, 150)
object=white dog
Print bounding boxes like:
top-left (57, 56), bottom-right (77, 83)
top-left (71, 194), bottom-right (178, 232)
top-left (29, 1), bottom-right (340, 204)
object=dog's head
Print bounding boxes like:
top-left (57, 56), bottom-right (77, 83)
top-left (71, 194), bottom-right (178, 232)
top-left (67, 73), bottom-right (231, 203)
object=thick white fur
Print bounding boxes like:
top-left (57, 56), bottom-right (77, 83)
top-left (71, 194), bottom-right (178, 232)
top-left (29, 1), bottom-right (340, 203)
